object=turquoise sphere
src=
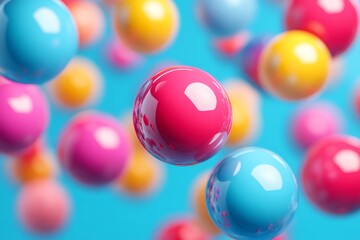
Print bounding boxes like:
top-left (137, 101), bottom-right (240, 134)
top-left (0, 0), bottom-right (78, 84)
top-left (206, 147), bottom-right (298, 239)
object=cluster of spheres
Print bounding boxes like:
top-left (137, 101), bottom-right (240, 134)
top-left (0, 0), bottom-right (360, 239)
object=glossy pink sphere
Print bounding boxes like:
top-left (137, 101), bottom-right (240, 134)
top-left (17, 180), bottom-right (70, 233)
top-left (302, 135), bottom-right (360, 214)
top-left (58, 112), bottom-right (131, 185)
top-left (292, 102), bottom-right (342, 149)
top-left (0, 79), bottom-right (48, 154)
top-left (133, 66), bottom-right (232, 165)
top-left (285, 0), bottom-right (359, 56)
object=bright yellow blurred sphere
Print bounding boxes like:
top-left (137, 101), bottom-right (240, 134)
top-left (49, 58), bottom-right (101, 108)
top-left (113, 0), bottom-right (179, 54)
top-left (259, 30), bottom-right (331, 100)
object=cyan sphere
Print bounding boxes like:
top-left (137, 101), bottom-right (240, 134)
top-left (0, 0), bottom-right (78, 84)
top-left (198, 0), bottom-right (257, 37)
top-left (206, 147), bottom-right (298, 239)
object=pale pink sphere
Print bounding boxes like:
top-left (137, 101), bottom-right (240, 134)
top-left (0, 79), bottom-right (48, 154)
top-left (292, 102), bottom-right (343, 149)
top-left (17, 180), bottom-right (70, 234)
top-left (106, 38), bottom-right (142, 69)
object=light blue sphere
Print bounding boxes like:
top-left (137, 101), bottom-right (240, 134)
top-left (0, 0), bottom-right (78, 84)
top-left (198, 0), bottom-right (257, 37)
top-left (206, 147), bottom-right (298, 239)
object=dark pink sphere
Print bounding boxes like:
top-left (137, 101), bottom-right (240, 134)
top-left (58, 112), bottom-right (131, 185)
top-left (285, 0), bottom-right (359, 56)
top-left (302, 135), bottom-right (360, 214)
top-left (133, 66), bottom-right (232, 165)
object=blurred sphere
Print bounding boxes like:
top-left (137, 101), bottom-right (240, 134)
top-left (353, 82), bottom-right (360, 116)
top-left (105, 38), bottom-right (142, 70)
top-left (213, 32), bottom-right (250, 57)
top-left (58, 112), bottom-right (131, 185)
top-left (67, 0), bottom-right (104, 47)
top-left (157, 218), bottom-right (210, 240)
top-left (133, 66), bottom-right (232, 165)
top-left (17, 180), bottom-right (70, 233)
top-left (302, 135), bottom-right (360, 214)
top-left (292, 102), bottom-right (343, 149)
top-left (285, 0), bottom-right (359, 56)
top-left (192, 172), bottom-right (220, 235)
top-left (197, 0), bottom-right (257, 36)
top-left (259, 31), bottom-right (331, 100)
top-left (224, 80), bottom-right (261, 146)
top-left (206, 147), bottom-right (298, 239)
top-left (48, 57), bottom-right (102, 108)
top-left (0, 0), bottom-right (78, 84)
top-left (0, 80), bottom-right (48, 154)
top-left (113, 0), bottom-right (179, 54)
top-left (240, 36), bottom-right (271, 87)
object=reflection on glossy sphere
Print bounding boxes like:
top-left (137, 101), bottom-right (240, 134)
top-left (0, 0), bottom-right (78, 84)
top-left (113, 0), bottom-right (179, 54)
top-left (0, 80), bottom-right (48, 154)
top-left (302, 135), bottom-right (360, 214)
top-left (17, 180), bottom-right (70, 233)
top-left (48, 57), bottom-right (102, 108)
top-left (192, 172), bottom-right (220, 235)
top-left (259, 31), bottom-right (331, 100)
top-left (156, 218), bottom-right (210, 240)
top-left (285, 0), bottom-right (359, 56)
top-left (67, 0), bottom-right (104, 47)
top-left (206, 147), bottom-right (298, 239)
top-left (197, 0), bottom-right (257, 37)
top-left (58, 112), bottom-right (131, 185)
top-left (292, 102), bottom-right (342, 149)
top-left (133, 66), bottom-right (232, 165)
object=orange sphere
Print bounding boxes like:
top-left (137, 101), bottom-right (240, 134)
top-left (68, 0), bottom-right (104, 47)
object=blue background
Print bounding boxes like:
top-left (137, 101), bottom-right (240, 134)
top-left (1, 1), bottom-right (360, 239)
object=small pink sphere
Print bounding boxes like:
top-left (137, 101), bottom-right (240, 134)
top-left (285, 0), bottom-right (359, 56)
top-left (17, 180), bottom-right (70, 234)
top-left (213, 32), bottom-right (250, 57)
top-left (302, 135), bottom-right (360, 214)
top-left (292, 102), bottom-right (342, 149)
top-left (133, 66), bottom-right (232, 165)
top-left (156, 218), bottom-right (210, 240)
top-left (0, 80), bottom-right (48, 154)
top-left (58, 112), bottom-right (131, 185)
top-left (106, 38), bottom-right (142, 70)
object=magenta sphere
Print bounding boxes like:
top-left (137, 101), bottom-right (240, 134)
top-left (0, 79), bottom-right (48, 154)
top-left (133, 66), bottom-right (232, 165)
top-left (58, 112), bottom-right (131, 185)
top-left (17, 180), bottom-right (70, 234)
top-left (292, 102), bottom-right (342, 149)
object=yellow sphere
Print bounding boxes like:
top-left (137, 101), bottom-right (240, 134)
top-left (192, 173), bottom-right (220, 235)
top-left (49, 58), bottom-right (101, 108)
top-left (114, 0), bottom-right (179, 54)
top-left (259, 30), bottom-right (331, 100)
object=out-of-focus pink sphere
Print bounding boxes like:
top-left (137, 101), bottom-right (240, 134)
top-left (156, 218), bottom-right (210, 240)
top-left (213, 32), bottom-right (250, 57)
top-left (58, 112), bottom-right (131, 185)
top-left (17, 180), bottom-right (70, 233)
top-left (106, 38), bottom-right (142, 69)
top-left (292, 102), bottom-right (342, 149)
top-left (0, 79), bottom-right (48, 154)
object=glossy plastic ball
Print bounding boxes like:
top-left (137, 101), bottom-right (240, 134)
top-left (67, 0), bottom-right (104, 47)
top-left (48, 57), bottom-right (102, 108)
top-left (113, 0), bottom-right (179, 54)
top-left (213, 32), bottom-right (250, 57)
top-left (58, 112), bottom-right (131, 185)
top-left (0, 80), bottom-right (48, 154)
top-left (292, 102), bottom-right (342, 149)
top-left (106, 38), bottom-right (142, 70)
top-left (157, 218), bottom-right (210, 240)
top-left (0, 0), bottom-right (78, 84)
top-left (197, 0), bottom-right (257, 37)
top-left (17, 180), bottom-right (70, 233)
top-left (206, 147), bottom-right (298, 239)
top-left (133, 66), bottom-right (232, 165)
top-left (302, 135), bottom-right (360, 214)
top-left (192, 172), bottom-right (220, 235)
top-left (259, 30), bottom-right (331, 100)
top-left (285, 0), bottom-right (359, 56)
